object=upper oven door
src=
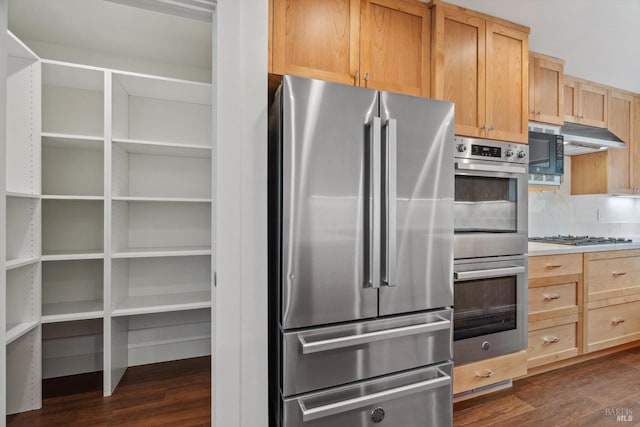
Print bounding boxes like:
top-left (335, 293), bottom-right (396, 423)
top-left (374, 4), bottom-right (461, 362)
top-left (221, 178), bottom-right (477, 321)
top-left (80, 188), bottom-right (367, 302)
top-left (454, 158), bottom-right (528, 259)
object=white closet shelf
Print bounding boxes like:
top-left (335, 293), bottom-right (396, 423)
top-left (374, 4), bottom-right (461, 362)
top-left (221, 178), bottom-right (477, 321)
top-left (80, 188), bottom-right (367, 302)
top-left (7, 30), bottom-right (39, 61)
top-left (112, 138), bottom-right (212, 158)
top-left (6, 257), bottom-right (40, 270)
top-left (42, 300), bottom-right (104, 324)
top-left (111, 246), bottom-right (211, 259)
top-left (42, 195), bottom-right (104, 201)
top-left (41, 250), bottom-right (104, 261)
top-left (112, 196), bottom-right (211, 203)
top-left (42, 61), bottom-right (105, 92)
top-left (111, 291), bottom-right (211, 317)
top-left (113, 72), bottom-right (212, 105)
top-left (6, 321), bottom-right (40, 345)
top-left (6, 191), bottom-right (40, 199)
top-left (42, 133), bottom-right (104, 150)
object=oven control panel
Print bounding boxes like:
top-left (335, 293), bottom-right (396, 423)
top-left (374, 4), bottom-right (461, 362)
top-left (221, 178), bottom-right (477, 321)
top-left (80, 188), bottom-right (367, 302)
top-left (454, 136), bottom-right (528, 164)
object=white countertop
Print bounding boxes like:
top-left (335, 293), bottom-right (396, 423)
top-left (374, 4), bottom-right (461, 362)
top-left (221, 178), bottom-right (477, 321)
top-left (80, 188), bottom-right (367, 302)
top-left (528, 241), bottom-right (640, 256)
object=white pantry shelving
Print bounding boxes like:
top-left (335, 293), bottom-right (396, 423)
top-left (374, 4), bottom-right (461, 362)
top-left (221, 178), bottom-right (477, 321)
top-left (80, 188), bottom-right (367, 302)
top-left (4, 30), bottom-right (43, 416)
top-left (2, 23), bottom-right (213, 416)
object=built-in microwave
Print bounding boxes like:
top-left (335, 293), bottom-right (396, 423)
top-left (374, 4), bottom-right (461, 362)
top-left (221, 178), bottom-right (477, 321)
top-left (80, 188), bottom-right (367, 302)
top-left (528, 130), bottom-right (564, 175)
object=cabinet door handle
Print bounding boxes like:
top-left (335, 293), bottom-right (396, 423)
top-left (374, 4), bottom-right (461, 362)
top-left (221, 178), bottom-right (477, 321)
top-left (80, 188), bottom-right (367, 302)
top-left (543, 336), bottom-right (560, 344)
top-left (537, 110), bottom-right (542, 115)
top-left (480, 123), bottom-right (487, 131)
top-left (612, 272), bottom-right (627, 277)
top-left (353, 70), bottom-right (359, 85)
top-left (531, 109), bottom-right (536, 114)
top-left (612, 318), bottom-right (625, 325)
top-left (475, 369), bottom-right (494, 379)
top-left (364, 72), bottom-right (369, 88)
top-left (577, 113), bottom-right (584, 119)
top-left (545, 264), bottom-right (563, 269)
top-left (488, 125), bottom-right (494, 132)
top-left (543, 293), bottom-right (561, 301)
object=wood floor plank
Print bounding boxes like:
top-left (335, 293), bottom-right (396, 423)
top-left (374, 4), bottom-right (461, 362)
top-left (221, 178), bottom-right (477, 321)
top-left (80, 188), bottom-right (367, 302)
top-left (7, 349), bottom-right (640, 426)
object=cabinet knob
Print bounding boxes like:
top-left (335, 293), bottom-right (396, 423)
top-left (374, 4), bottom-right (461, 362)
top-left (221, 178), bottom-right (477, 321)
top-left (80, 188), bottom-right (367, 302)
top-left (488, 125), bottom-right (494, 132)
top-left (612, 318), bottom-right (625, 325)
top-left (577, 113), bottom-right (584, 119)
top-left (480, 123), bottom-right (487, 131)
top-left (353, 70), bottom-right (359, 85)
top-left (475, 369), bottom-right (494, 378)
top-left (543, 336), bottom-right (560, 343)
top-left (537, 110), bottom-right (542, 115)
top-left (543, 293), bottom-right (560, 301)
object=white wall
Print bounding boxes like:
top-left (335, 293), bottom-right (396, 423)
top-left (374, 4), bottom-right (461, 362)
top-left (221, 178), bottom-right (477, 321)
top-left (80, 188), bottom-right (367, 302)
top-left (213, 0), bottom-right (268, 426)
top-left (0, 0), bottom-right (8, 424)
top-left (529, 157), bottom-right (640, 240)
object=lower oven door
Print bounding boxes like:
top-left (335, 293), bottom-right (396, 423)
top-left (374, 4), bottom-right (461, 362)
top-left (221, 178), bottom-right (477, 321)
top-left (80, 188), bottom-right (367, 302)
top-left (282, 362), bottom-right (452, 427)
top-left (454, 158), bottom-right (528, 259)
top-left (453, 256), bottom-right (527, 364)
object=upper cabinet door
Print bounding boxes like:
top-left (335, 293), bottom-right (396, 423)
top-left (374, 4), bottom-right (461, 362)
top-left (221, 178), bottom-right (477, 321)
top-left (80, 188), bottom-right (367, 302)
top-left (529, 53), bottom-right (564, 125)
top-left (485, 21), bottom-right (528, 143)
top-left (607, 89), bottom-right (633, 192)
top-left (431, 7), bottom-right (486, 138)
top-left (272, 0), bottom-right (361, 86)
top-left (360, 0), bottom-right (431, 97)
top-left (578, 82), bottom-right (608, 128)
top-left (564, 76), bottom-right (609, 128)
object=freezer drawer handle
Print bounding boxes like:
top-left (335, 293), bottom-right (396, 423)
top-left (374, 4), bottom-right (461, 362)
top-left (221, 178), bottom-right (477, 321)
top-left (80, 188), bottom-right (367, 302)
top-left (297, 368), bottom-right (451, 422)
top-left (455, 162), bottom-right (526, 175)
top-left (454, 266), bottom-right (525, 281)
top-left (298, 317), bottom-right (451, 355)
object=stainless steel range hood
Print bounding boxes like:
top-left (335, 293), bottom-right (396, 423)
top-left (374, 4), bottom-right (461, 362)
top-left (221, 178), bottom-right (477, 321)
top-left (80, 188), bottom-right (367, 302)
top-left (561, 122), bottom-right (626, 156)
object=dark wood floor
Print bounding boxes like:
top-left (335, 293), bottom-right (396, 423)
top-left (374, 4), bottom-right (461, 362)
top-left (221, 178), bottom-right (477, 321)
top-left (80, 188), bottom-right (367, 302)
top-left (7, 356), bottom-right (211, 427)
top-left (454, 347), bottom-right (640, 426)
top-left (7, 350), bottom-right (640, 426)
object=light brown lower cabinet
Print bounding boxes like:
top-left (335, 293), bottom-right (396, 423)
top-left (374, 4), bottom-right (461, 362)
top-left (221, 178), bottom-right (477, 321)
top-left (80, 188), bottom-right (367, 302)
top-left (587, 297), bottom-right (640, 353)
top-left (527, 315), bottom-right (579, 368)
top-left (453, 350), bottom-right (527, 395)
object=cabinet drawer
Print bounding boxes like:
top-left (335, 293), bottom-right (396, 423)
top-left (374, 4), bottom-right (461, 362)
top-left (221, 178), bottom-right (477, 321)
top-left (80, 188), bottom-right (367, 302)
top-left (453, 350), bottom-right (526, 395)
top-left (529, 254), bottom-right (582, 279)
top-left (528, 282), bottom-right (577, 316)
top-left (587, 256), bottom-right (640, 301)
top-left (587, 300), bottom-right (640, 352)
top-left (527, 321), bottom-right (578, 368)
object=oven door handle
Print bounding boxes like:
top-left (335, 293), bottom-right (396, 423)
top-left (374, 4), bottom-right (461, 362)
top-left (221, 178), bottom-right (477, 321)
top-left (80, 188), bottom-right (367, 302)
top-left (455, 162), bottom-right (526, 175)
top-left (454, 266), bottom-right (525, 281)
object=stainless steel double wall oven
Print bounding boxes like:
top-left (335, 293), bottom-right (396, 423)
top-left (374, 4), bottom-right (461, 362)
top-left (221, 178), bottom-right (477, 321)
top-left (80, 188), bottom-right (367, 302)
top-left (269, 76), bottom-right (455, 427)
top-left (453, 137), bottom-right (529, 365)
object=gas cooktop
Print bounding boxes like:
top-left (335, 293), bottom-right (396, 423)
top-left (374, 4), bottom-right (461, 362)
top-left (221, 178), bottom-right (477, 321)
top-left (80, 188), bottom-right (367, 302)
top-left (529, 235), bottom-right (633, 246)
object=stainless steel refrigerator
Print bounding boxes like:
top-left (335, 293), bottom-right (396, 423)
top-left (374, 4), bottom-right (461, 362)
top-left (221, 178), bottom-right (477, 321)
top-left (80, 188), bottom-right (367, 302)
top-left (269, 75), bottom-right (455, 427)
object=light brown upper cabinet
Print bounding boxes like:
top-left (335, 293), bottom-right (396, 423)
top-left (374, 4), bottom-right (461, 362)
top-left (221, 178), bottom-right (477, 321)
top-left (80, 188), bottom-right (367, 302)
top-left (529, 52), bottom-right (564, 125)
top-left (571, 88), bottom-right (634, 195)
top-left (430, 0), bottom-right (529, 143)
top-left (270, 0), bottom-right (431, 97)
top-left (564, 75), bottom-right (608, 128)
top-left (632, 96), bottom-right (640, 191)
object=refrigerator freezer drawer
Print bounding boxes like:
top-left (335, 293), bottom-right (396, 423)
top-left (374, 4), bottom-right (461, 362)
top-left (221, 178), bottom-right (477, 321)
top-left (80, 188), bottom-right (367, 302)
top-left (282, 362), bottom-right (452, 427)
top-left (281, 310), bottom-right (452, 396)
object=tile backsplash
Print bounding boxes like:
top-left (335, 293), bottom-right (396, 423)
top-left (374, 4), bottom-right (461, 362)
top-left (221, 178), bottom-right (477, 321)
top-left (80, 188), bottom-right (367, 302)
top-left (529, 156), bottom-right (640, 240)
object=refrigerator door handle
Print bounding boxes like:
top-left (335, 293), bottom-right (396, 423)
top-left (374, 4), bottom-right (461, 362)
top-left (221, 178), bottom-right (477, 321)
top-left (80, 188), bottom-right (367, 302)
top-left (383, 118), bottom-right (397, 287)
top-left (367, 117), bottom-right (382, 289)
top-left (297, 368), bottom-right (451, 422)
top-left (298, 317), bottom-right (450, 354)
